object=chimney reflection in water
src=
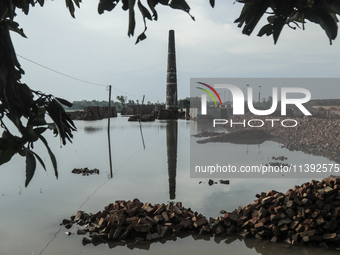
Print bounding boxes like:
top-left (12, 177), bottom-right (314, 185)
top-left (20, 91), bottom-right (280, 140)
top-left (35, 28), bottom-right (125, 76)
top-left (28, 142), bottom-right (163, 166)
top-left (166, 120), bottom-right (178, 200)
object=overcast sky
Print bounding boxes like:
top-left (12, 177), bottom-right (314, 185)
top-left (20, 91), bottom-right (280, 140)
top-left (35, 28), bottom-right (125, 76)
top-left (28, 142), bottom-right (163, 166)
top-left (11, 0), bottom-right (340, 104)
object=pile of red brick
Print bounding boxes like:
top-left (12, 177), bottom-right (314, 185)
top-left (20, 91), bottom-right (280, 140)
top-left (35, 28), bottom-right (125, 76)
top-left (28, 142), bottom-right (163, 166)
top-left (62, 176), bottom-right (340, 249)
top-left (63, 199), bottom-right (210, 245)
top-left (223, 176), bottom-right (340, 248)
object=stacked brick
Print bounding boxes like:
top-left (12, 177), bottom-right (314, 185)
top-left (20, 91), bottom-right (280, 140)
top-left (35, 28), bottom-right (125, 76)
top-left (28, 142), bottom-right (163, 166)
top-left (63, 199), bottom-right (210, 245)
top-left (62, 177), bottom-right (340, 249)
top-left (223, 176), bottom-right (340, 248)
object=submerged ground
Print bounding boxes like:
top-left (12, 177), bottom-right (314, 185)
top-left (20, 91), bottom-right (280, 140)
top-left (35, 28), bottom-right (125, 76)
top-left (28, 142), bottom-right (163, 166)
top-left (0, 116), bottom-right (338, 254)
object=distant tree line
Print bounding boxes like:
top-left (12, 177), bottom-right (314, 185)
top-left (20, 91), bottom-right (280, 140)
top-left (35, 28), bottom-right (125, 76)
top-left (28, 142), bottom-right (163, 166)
top-left (66, 97), bottom-right (191, 111)
top-left (190, 97), bottom-right (340, 109)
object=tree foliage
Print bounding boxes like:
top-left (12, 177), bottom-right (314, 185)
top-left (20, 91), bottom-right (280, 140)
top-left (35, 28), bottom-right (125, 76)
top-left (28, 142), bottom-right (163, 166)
top-left (0, 0), bottom-right (77, 186)
top-left (116, 95), bottom-right (127, 108)
top-left (235, 0), bottom-right (340, 45)
top-left (95, 0), bottom-right (340, 44)
top-left (1, 0), bottom-right (340, 186)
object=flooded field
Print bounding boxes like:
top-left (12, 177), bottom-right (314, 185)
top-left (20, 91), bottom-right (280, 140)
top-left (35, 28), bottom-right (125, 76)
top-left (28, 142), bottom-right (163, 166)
top-left (0, 116), bottom-right (338, 255)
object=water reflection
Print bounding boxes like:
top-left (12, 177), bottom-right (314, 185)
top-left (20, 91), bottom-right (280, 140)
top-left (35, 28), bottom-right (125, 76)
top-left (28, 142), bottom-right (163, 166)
top-left (89, 231), bottom-right (331, 255)
top-left (139, 122), bottom-right (146, 150)
top-left (103, 232), bottom-right (191, 250)
top-left (191, 119), bottom-right (227, 133)
top-left (87, 118), bottom-right (178, 200)
top-left (108, 120), bottom-right (113, 178)
top-left (3, 117), bottom-right (340, 255)
top-left (166, 120), bottom-right (177, 200)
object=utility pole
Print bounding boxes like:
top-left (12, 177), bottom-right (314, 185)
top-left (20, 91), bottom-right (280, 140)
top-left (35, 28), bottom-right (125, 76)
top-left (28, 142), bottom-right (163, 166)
top-left (108, 85), bottom-right (112, 127)
top-left (139, 95), bottom-right (145, 123)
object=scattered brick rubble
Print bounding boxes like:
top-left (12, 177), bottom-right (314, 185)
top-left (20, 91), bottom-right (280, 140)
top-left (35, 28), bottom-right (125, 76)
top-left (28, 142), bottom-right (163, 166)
top-left (272, 156), bottom-right (288, 161)
top-left (198, 179), bottom-right (230, 185)
top-left (71, 167), bottom-right (99, 175)
top-left (226, 176), bottom-right (340, 249)
top-left (62, 176), bottom-right (340, 249)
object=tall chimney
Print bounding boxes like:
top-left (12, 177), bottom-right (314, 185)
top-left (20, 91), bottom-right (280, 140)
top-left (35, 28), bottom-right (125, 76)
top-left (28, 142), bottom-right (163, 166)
top-left (166, 30), bottom-right (177, 111)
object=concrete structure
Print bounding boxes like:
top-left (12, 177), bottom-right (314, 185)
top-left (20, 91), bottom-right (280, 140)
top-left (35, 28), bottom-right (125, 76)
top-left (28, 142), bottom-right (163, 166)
top-left (166, 30), bottom-right (178, 111)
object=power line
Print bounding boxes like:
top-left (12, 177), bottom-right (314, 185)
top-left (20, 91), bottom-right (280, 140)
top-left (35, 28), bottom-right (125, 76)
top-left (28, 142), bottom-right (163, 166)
top-left (17, 54), bottom-right (107, 87)
top-left (110, 86), bottom-right (142, 98)
top-left (16, 54), bottom-right (143, 98)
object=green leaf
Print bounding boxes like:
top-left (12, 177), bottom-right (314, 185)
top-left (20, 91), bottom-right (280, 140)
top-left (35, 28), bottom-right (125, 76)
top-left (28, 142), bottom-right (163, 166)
top-left (30, 150), bottom-right (46, 172)
top-left (169, 0), bottom-right (194, 20)
top-left (147, 0), bottom-right (159, 20)
top-left (5, 20), bottom-right (27, 38)
top-left (138, 0), bottom-right (152, 21)
top-left (122, 0), bottom-right (129, 11)
top-left (273, 17), bottom-right (286, 44)
top-left (73, 0), bottom-right (82, 8)
top-left (36, 0), bottom-right (45, 6)
top-left (135, 0), bottom-right (152, 44)
top-left (98, 0), bottom-right (119, 14)
top-left (18, 147), bottom-right (26, 157)
top-left (45, 99), bottom-right (76, 145)
top-left (234, 1), bottom-right (255, 27)
top-left (272, 0), bottom-right (294, 44)
top-left (267, 15), bottom-right (276, 24)
top-left (31, 107), bottom-right (47, 126)
top-left (318, 0), bottom-right (340, 15)
top-left (257, 23), bottom-right (273, 37)
top-left (22, 1), bottom-right (30, 15)
top-left (55, 97), bottom-right (73, 108)
top-left (38, 135), bottom-right (58, 179)
top-left (25, 148), bottom-right (36, 187)
top-left (128, 0), bottom-right (136, 37)
top-left (0, 131), bottom-right (19, 165)
top-left (305, 9), bottom-right (338, 44)
top-left (34, 127), bottom-right (47, 136)
top-left (65, 0), bottom-right (76, 18)
top-left (242, 1), bottom-right (269, 36)
top-left (21, 125), bottom-right (41, 143)
top-left (0, 138), bottom-right (9, 151)
top-left (210, 0), bottom-right (215, 8)
top-left (135, 32), bottom-right (147, 44)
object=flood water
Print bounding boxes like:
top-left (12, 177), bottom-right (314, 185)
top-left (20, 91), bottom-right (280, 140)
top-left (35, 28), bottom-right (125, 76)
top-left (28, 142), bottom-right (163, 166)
top-left (0, 116), bottom-right (339, 255)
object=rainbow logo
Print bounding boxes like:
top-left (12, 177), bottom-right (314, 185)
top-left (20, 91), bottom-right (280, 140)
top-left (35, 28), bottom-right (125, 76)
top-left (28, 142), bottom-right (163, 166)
top-left (196, 82), bottom-right (223, 106)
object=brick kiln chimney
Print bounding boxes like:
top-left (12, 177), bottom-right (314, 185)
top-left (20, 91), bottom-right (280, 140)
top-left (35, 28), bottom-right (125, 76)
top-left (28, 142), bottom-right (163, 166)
top-left (166, 30), bottom-right (178, 111)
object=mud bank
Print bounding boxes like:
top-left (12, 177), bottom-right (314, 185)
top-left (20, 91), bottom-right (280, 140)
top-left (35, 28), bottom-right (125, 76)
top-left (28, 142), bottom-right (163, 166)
top-left (196, 129), bottom-right (272, 145)
top-left (225, 116), bottom-right (340, 163)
